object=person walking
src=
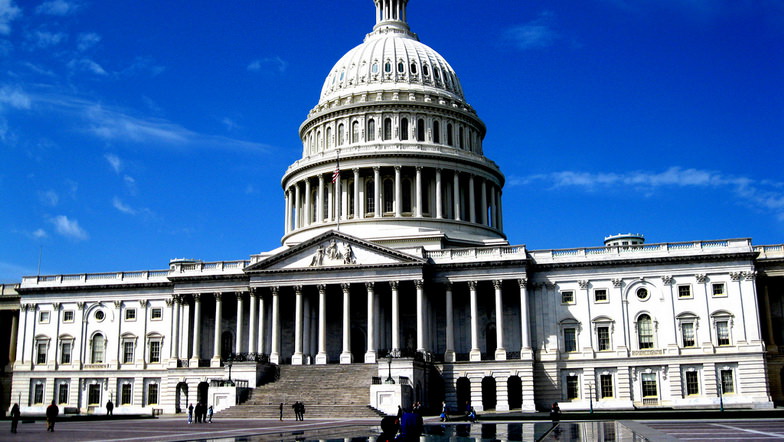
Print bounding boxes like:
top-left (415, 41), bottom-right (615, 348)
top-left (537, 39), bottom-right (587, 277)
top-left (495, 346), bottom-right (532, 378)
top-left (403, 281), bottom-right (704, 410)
top-left (299, 402), bottom-right (305, 421)
top-left (45, 400), bottom-right (59, 432)
top-left (291, 401), bottom-right (299, 421)
top-left (187, 403), bottom-right (193, 424)
top-left (440, 401), bottom-right (448, 422)
top-left (106, 399), bottom-right (114, 416)
top-left (279, 402), bottom-right (284, 421)
top-left (207, 405), bottom-right (213, 423)
top-left (10, 403), bottom-right (20, 433)
top-left (550, 402), bottom-right (561, 423)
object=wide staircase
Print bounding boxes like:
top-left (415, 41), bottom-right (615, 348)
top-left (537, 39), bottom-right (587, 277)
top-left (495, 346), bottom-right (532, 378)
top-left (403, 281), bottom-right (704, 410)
top-left (218, 363), bottom-right (386, 419)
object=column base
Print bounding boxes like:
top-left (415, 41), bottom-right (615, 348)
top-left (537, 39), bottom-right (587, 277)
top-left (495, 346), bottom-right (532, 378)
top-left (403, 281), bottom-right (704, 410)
top-left (469, 349), bottom-right (482, 362)
top-left (364, 351), bottom-right (377, 364)
top-left (167, 358), bottom-right (180, 368)
top-left (210, 357), bottom-right (222, 368)
top-left (270, 353), bottom-right (280, 365)
top-left (291, 353), bottom-right (304, 365)
top-left (494, 348), bottom-right (507, 361)
top-left (519, 348), bottom-right (534, 360)
top-left (444, 350), bottom-right (456, 362)
top-left (340, 352), bottom-right (353, 364)
top-left (315, 353), bottom-right (328, 364)
top-left (189, 358), bottom-right (200, 367)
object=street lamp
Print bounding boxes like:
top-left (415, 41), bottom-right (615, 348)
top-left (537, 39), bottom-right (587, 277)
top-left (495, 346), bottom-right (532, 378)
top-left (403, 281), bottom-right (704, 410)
top-left (588, 381), bottom-right (594, 414)
top-left (385, 355), bottom-right (395, 384)
top-left (226, 356), bottom-right (234, 385)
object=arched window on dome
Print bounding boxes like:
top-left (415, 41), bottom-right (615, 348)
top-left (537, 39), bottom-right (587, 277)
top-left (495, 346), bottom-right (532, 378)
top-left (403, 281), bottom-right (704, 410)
top-left (338, 124), bottom-right (345, 146)
top-left (365, 180), bottom-right (375, 216)
top-left (91, 333), bottom-right (105, 364)
top-left (397, 61), bottom-right (405, 73)
top-left (459, 127), bottom-right (465, 149)
top-left (372, 62), bottom-right (379, 74)
top-left (417, 118), bottom-right (425, 142)
top-left (433, 120), bottom-right (440, 144)
top-left (310, 188), bottom-right (318, 223)
top-left (351, 121), bottom-right (359, 144)
top-left (434, 67), bottom-right (441, 80)
top-left (410, 62), bottom-right (417, 75)
top-left (447, 123), bottom-right (454, 146)
top-left (423, 64), bottom-right (430, 77)
top-left (383, 179), bottom-right (394, 214)
top-left (367, 119), bottom-right (376, 141)
top-left (383, 118), bottom-right (392, 140)
top-left (402, 178), bottom-right (412, 214)
top-left (385, 61), bottom-right (392, 73)
top-left (400, 118), bottom-right (409, 141)
top-left (317, 130), bottom-right (323, 151)
top-left (326, 127), bottom-right (333, 149)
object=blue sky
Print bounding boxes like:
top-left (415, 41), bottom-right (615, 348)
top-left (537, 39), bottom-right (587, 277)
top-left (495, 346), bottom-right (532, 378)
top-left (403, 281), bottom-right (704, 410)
top-left (1, 0), bottom-right (782, 282)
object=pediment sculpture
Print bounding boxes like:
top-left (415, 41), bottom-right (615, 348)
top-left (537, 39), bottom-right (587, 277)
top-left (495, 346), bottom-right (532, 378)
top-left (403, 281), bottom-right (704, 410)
top-left (310, 239), bottom-right (357, 267)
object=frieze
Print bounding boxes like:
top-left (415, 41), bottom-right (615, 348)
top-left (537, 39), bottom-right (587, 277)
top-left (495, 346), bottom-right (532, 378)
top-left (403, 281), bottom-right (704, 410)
top-left (309, 239), bottom-right (357, 266)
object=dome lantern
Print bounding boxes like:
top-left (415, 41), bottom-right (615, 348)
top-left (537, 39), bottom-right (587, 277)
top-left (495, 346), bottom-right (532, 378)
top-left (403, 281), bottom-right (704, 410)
top-left (374, 0), bottom-right (410, 33)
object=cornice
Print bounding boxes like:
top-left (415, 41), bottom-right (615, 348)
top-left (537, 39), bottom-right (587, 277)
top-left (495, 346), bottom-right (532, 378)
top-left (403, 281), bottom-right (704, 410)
top-left (529, 251), bottom-right (757, 271)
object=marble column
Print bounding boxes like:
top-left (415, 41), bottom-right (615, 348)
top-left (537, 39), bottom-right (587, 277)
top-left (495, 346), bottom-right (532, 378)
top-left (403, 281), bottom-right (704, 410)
top-left (374, 167), bottom-right (382, 218)
top-left (304, 180), bottom-right (312, 226)
top-left (284, 189), bottom-right (291, 234)
top-left (257, 292), bottom-right (266, 354)
top-left (394, 166), bottom-right (402, 217)
top-left (190, 294), bottom-right (201, 364)
top-left (270, 287), bottom-right (280, 364)
top-left (519, 279), bottom-right (532, 357)
top-left (340, 283), bottom-right (353, 364)
top-left (435, 169), bottom-right (443, 219)
top-left (171, 296), bottom-right (180, 362)
top-left (416, 280), bottom-right (426, 352)
top-left (294, 183), bottom-right (301, 229)
top-left (235, 292), bottom-right (244, 354)
top-left (248, 291), bottom-right (258, 353)
top-left (480, 180), bottom-right (488, 226)
top-left (494, 280), bottom-right (506, 360)
top-left (292, 286), bottom-right (304, 365)
top-left (453, 171), bottom-right (461, 221)
top-left (390, 281), bottom-right (400, 354)
top-left (365, 282), bottom-right (377, 363)
top-left (316, 284), bottom-right (328, 364)
top-left (415, 167), bottom-right (423, 217)
top-left (353, 168), bottom-right (360, 219)
top-left (317, 175), bottom-right (325, 223)
top-left (8, 312), bottom-right (18, 365)
top-left (211, 293), bottom-right (223, 367)
top-left (444, 282), bottom-right (455, 362)
top-left (469, 281), bottom-right (481, 361)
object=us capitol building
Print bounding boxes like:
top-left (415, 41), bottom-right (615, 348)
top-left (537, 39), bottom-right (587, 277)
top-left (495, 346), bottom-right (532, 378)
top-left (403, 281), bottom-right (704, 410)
top-left (3, 0), bottom-right (784, 416)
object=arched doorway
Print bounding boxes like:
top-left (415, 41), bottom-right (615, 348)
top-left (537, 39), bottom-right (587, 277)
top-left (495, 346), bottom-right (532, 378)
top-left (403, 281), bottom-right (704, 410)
top-left (507, 376), bottom-right (522, 409)
top-left (175, 382), bottom-right (188, 413)
top-left (197, 382), bottom-right (209, 405)
top-left (482, 376), bottom-right (497, 410)
top-left (351, 327), bottom-right (366, 362)
top-left (456, 377), bottom-right (471, 413)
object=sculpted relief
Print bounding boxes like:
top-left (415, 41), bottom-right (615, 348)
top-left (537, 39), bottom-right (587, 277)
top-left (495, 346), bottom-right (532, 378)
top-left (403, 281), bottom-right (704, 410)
top-left (309, 239), bottom-right (357, 266)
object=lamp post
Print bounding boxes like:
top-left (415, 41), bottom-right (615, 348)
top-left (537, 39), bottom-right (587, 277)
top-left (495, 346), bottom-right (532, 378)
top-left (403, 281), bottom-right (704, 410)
top-left (226, 355), bottom-right (234, 385)
top-left (718, 379), bottom-right (724, 412)
top-left (588, 381), bottom-right (594, 414)
top-left (385, 355), bottom-right (395, 384)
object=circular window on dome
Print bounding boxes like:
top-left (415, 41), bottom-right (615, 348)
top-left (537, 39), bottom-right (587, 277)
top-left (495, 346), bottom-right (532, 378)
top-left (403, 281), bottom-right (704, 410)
top-left (636, 288), bottom-right (649, 301)
top-left (95, 310), bottom-right (105, 321)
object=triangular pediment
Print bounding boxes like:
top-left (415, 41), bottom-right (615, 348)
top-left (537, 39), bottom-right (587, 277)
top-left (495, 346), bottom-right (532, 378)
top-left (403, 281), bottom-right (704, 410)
top-left (245, 230), bottom-right (427, 273)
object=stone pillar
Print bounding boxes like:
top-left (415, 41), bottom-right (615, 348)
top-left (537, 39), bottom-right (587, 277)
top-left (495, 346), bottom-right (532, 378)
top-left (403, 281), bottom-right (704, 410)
top-left (519, 279), bottom-right (532, 357)
top-left (415, 167), bottom-right (423, 217)
top-left (416, 280), bottom-right (426, 352)
top-left (8, 312), bottom-right (18, 365)
top-left (469, 281), bottom-right (481, 361)
top-left (316, 285), bottom-right (328, 364)
top-left (284, 189), bottom-right (291, 234)
top-left (353, 168), bottom-right (360, 219)
top-left (317, 175), bottom-right (325, 223)
top-left (374, 166), bottom-right (382, 218)
top-left (304, 179), bottom-right (312, 226)
top-left (445, 282), bottom-right (455, 362)
top-left (190, 294), bottom-right (201, 364)
top-left (171, 296), bottom-right (180, 362)
top-left (468, 175), bottom-right (476, 223)
top-left (365, 282), bottom-right (377, 363)
top-left (480, 180), bottom-right (488, 225)
top-left (211, 293), bottom-right (223, 367)
top-left (248, 291), bottom-right (258, 354)
top-left (292, 286), bottom-right (304, 365)
top-left (270, 287), bottom-right (280, 364)
top-left (235, 292), bottom-right (244, 354)
top-left (453, 171), bottom-right (461, 221)
top-left (391, 281), bottom-right (400, 353)
top-left (394, 166), bottom-right (402, 217)
top-left (257, 292), bottom-right (266, 354)
top-left (495, 374), bottom-right (510, 412)
top-left (436, 169), bottom-right (443, 219)
top-left (764, 285), bottom-right (778, 352)
top-left (494, 280), bottom-right (506, 360)
top-left (294, 183), bottom-right (301, 229)
top-left (340, 283), bottom-right (353, 364)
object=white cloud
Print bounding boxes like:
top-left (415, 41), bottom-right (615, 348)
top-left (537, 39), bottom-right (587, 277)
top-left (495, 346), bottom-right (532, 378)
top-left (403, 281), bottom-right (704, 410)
top-left (32, 228), bottom-right (47, 239)
top-left (67, 58), bottom-right (108, 75)
top-left (112, 197), bottom-right (136, 215)
top-left (0, 0), bottom-right (21, 35)
top-left (36, 0), bottom-right (80, 16)
top-left (49, 215), bottom-right (88, 240)
top-left (222, 117), bottom-right (239, 132)
top-left (505, 11), bottom-right (559, 50)
top-left (76, 32), bottom-right (101, 52)
top-left (247, 56), bottom-right (288, 73)
top-left (0, 86), bottom-right (31, 110)
top-left (38, 190), bottom-right (59, 206)
top-left (29, 30), bottom-right (67, 48)
top-left (105, 153), bottom-right (122, 173)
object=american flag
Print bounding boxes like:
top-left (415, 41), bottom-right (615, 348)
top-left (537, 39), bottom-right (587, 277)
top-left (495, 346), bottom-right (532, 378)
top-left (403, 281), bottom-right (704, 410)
top-left (331, 168), bottom-right (340, 183)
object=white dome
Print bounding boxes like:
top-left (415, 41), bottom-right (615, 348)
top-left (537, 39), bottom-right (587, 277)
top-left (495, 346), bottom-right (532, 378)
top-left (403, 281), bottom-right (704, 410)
top-left (318, 28), bottom-right (465, 105)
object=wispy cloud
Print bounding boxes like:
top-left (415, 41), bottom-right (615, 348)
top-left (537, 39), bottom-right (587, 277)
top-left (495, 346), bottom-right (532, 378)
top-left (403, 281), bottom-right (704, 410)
top-left (247, 56), bottom-right (288, 74)
top-left (32, 228), bottom-right (47, 239)
top-left (28, 30), bottom-right (67, 48)
top-left (49, 215), bottom-right (88, 240)
top-left (36, 0), bottom-right (81, 16)
top-left (38, 190), bottom-right (59, 206)
top-left (112, 197), bottom-right (136, 215)
top-left (513, 167), bottom-right (784, 220)
top-left (76, 32), bottom-right (100, 52)
top-left (67, 57), bottom-right (108, 75)
top-left (504, 11), bottom-right (559, 50)
top-left (104, 153), bottom-right (122, 173)
top-left (0, 86), bottom-right (32, 110)
top-left (0, 0), bottom-right (21, 35)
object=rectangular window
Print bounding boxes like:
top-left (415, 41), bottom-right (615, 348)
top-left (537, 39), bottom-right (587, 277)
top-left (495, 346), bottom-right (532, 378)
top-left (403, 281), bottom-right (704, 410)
top-left (594, 289), bottom-right (608, 302)
top-left (125, 309), bottom-right (136, 321)
top-left (685, 371), bottom-right (699, 395)
top-left (123, 342), bottom-right (134, 363)
top-left (678, 285), bottom-right (692, 298)
top-left (121, 383), bottom-right (132, 405)
top-left (681, 323), bottom-right (695, 347)
top-left (597, 326), bottom-right (610, 351)
top-left (716, 321), bottom-right (730, 346)
top-left (60, 342), bottom-right (72, 364)
top-left (147, 384), bottom-right (159, 405)
top-left (712, 283), bottom-right (726, 297)
top-left (566, 375), bottom-right (579, 400)
top-left (33, 384), bottom-right (44, 404)
top-left (37, 342), bottom-right (47, 364)
top-left (88, 384), bottom-right (101, 405)
top-left (641, 373), bottom-right (658, 397)
top-left (149, 341), bottom-right (161, 363)
top-left (639, 320), bottom-right (654, 349)
top-left (720, 369), bottom-right (734, 394)
top-left (600, 374), bottom-right (613, 398)
top-left (63, 311), bottom-right (74, 322)
top-left (561, 291), bottom-right (575, 304)
top-left (58, 384), bottom-right (69, 404)
top-left (150, 308), bottom-right (162, 320)
top-left (39, 311), bottom-right (50, 323)
top-left (564, 328), bottom-right (577, 352)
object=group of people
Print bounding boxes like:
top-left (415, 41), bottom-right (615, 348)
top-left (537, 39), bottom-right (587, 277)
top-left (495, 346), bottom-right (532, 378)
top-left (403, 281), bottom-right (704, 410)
top-left (291, 401), bottom-right (306, 420)
top-left (187, 402), bottom-right (213, 423)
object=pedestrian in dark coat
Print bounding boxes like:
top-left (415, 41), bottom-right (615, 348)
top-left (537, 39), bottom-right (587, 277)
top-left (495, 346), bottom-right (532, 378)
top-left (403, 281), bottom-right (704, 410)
top-left (10, 403), bottom-right (20, 433)
top-left (299, 402), bottom-right (305, 420)
top-left (550, 402), bottom-right (561, 423)
top-left (45, 401), bottom-right (59, 432)
top-left (279, 402), bottom-right (284, 421)
top-left (106, 399), bottom-right (114, 415)
top-left (187, 403), bottom-right (193, 423)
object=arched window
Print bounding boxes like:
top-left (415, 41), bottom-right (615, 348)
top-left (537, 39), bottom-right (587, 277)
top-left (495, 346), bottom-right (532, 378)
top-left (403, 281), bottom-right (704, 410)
top-left (402, 178), bottom-right (412, 213)
top-left (338, 123), bottom-right (345, 146)
top-left (367, 119), bottom-right (376, 141)
top-left (384, 61), bottom-right (392, 73)
top-left (433, 120), bottom-right (440, 144)
top-left (400, 118), bottom-right (409, 141)
top-left (397, 61), bottom-right (405, 73)
top-left (422, 64), bottom-right (430, 77)
top-left (417, 118), bottom-right (425, 142)
top-left (91, 333), bottom-right (105, 364)
top-left (372, 62), bottom-right (379, 74)
top-left (317, 130), bottom-right (323, 151)
top-left (383, 179), bottom-right (394, 213)
top-left (410, 62), bottom-right (417, 75)
top-left (365, 180), bottom-right (376, 215)
top-left (351, 121), bottom-right (359, 143)
top-left (326, 127), bottom-right (333, 149)
top-left (459, 127), bottom-right (465, 149)
top-left (637, 314), bottom-right (654, 349)
top-left (447, 123), bottom-right (454, 146)
top-left (383, 118), bottom-right (392, 140)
